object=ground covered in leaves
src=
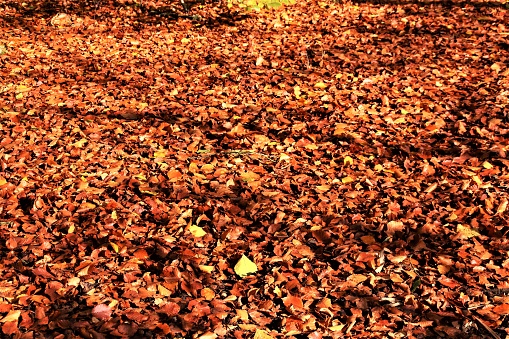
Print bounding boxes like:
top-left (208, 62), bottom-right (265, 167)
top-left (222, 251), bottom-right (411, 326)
top-left (1, 0), bottom-right (509, 337)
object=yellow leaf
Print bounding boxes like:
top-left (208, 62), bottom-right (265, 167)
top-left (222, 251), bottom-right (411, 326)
top-left (254, 329), bottom-right (274, 339)
top-left (240, 171), bottom-right (260, 182)
top-left (73, 138), bottom-right (88, 148)
top-left (189, 163), bottom-right (199, 173)
top-left (110, 242), bottom-right (119, 253)
top-left (472, 175), bottom-right (482, 185)
top-left (16, 85), bottom-right (31, 93)
top-left (457, 224), bottom-right (480, 239)
top-left (181, 38), bottom-right (190, 44)
top-left (68, 224), bottom-right (75, 233)
top-left (67, 277), bottom-right (80, 287)
top-left (140, 189), bottom-right (157, 196)
top-left (316, 185), bottom-right (330, 193)
top-left (157, 284), bottom-right (172, 296)
top-left (189, 225), bottom-right (206, 238)
top-left (154, 149), bottom-right (167, 158)
top-left (447, 213), bottom-right (458, 221)
top-left (134, 173), bottom-right (147, 181)
top-left (294, 86), bottom-right (301, 99)
top-left (279, 153), bottom-right (290, 161)
top-left (15, 93), bottom-right (23, 99)
top-left (329, 324), bottom-right (345, 331)
top-left (342, 176), bottom-right (354, 184)
top-left (314, 81), bottom-right (328, 89)
top-left (201, 164), bottom-right (215, 173)
top-left (482, 161), bottom-right (493, 169)
top-left (491, 63), bottom-right (502, 72)
top-left (236, 309), bottom-right (249, 321)
top-left (374, 164), bottom-right (383, 171)
top-left (0, 176), bottom-right (7, 185)
top-left (199, 265), bottom-right (214, 273)
top-left (0, 310), bottom-right (21, 323)
top-left (343, 156), bottom-right (354, 165)
top-left (234, 255), bottom-right (258, 277)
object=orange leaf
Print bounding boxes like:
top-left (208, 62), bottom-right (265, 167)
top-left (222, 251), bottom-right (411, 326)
top-left (493, 304), bottom-right (509, 315)
top-left (438, 276), bottom-right (461, 289)
top-left (167, 170), bottom-right (182, 181)
top-left (347, 274), bottom-right (368, 286)
top-left (283, 294), bottom-right (303, 309)
top-left (2, 321), bottom-right (18, 335)
top-left (134, 249), bottom-right (149, 259)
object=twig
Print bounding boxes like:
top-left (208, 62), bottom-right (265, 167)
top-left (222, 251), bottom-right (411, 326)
top-left (472, 315), bottom-right (501, 339)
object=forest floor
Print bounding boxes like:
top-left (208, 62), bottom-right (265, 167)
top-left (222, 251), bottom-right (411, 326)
top-left (1, 0), bottom-right (509, 338)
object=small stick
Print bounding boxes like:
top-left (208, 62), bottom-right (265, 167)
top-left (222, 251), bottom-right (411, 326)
top-left (472, 315), bottom-right (501, 339)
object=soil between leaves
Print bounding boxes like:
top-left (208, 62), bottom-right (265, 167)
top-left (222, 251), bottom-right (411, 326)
top-left (1, 0), bottom-right (509, 338)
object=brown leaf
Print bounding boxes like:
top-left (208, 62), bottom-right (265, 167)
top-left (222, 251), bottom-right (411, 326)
top-left (92, 304), bottom-right (112, 320)
top-left (32, 267), bottom-right (54, 279)
top-left (347, 274), bottom-right (368, 286)
top-left (438, 276), bottom-right (461, 289)
top-left (386, 221), bottom-right (405, 235)
top-left (159, 302), bottom-right (180, 317)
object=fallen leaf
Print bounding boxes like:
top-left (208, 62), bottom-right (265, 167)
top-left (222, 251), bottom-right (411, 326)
top-left (493, 304), bottom-right (509, 315)
top-left (92, 304), bottom-right (112, 320)
top-left (189, 225), bottom-right (207, 237)
top-left (254, 329), bottom-right (274, 339)
top-left (497, 198), bottom-right (508, 215)
top-left (456, 224), bottom-right (480, 239)
top-left (240, 171), bottom-right (260, 182)
top-left (234, 255), bottom-right (258, 277)
top-left (198, 332), bottom-right (217, 339)
top-left (342, 176), bottom-right (354, 184)
top-left (0, 310), bottom-right (21, 323)
top-left (2, 321), bottom-right (18, 335)
top-left (343, 156), bottom-right (354, 165)
top-left (314, 81), bottom-right (328, 89)
top-left (347, 274), bottom-right (368, 286)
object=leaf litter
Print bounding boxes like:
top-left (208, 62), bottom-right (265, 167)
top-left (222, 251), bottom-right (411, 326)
top-left (0, 0), bottom-right (509, 337)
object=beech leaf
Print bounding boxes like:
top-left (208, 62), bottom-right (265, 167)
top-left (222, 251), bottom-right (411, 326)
top-left (234, 255), bottom-right (258, 277)
top-left (189, 225), bottom-right (207, 237)
top-left (92, 304), bottom-right (112, 320)
top-left (0, 310), bottom-right (20, 323)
